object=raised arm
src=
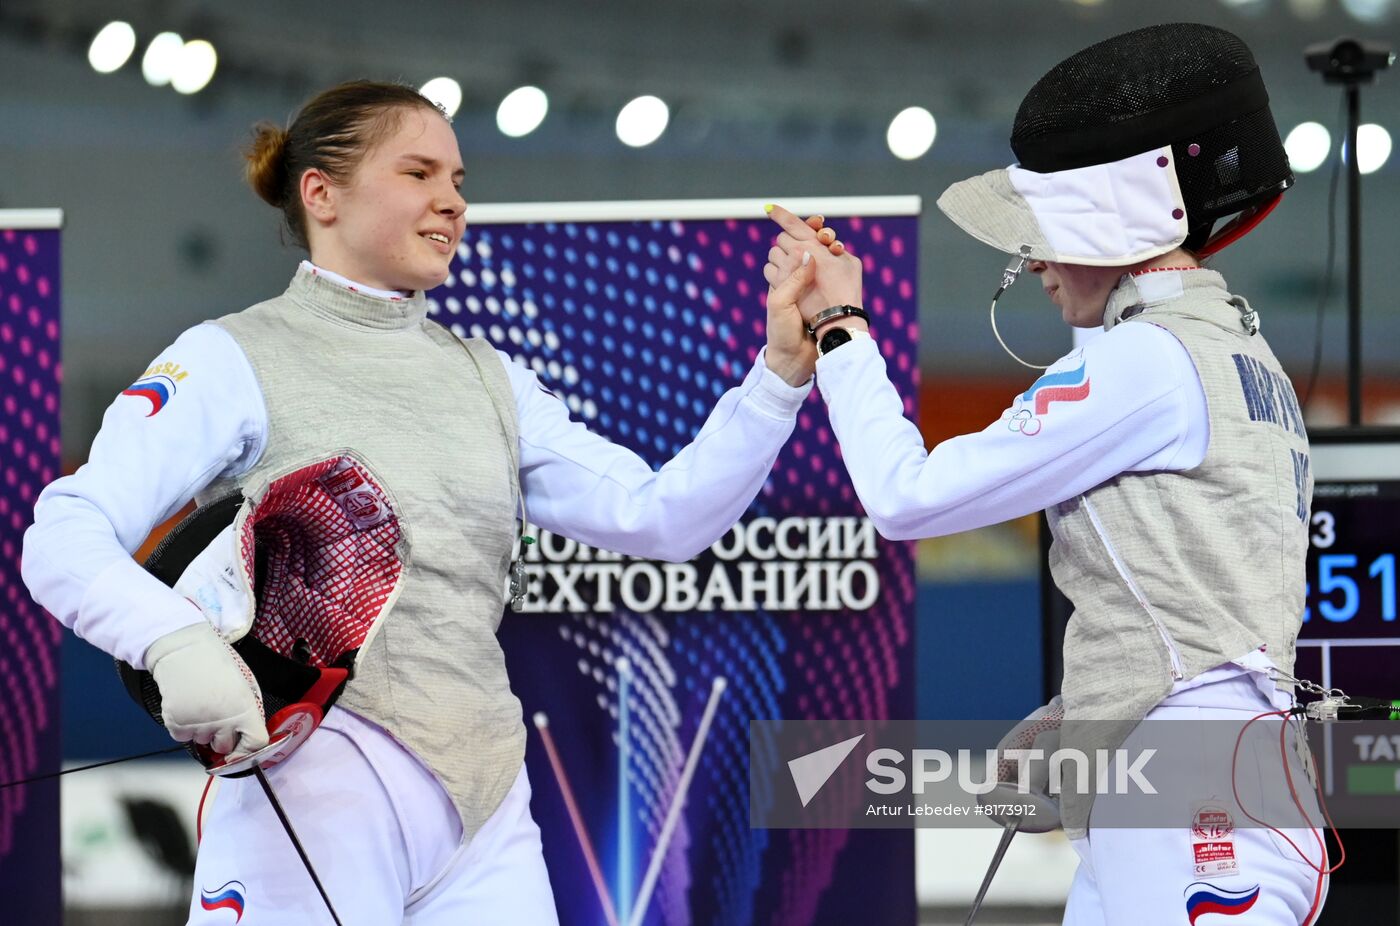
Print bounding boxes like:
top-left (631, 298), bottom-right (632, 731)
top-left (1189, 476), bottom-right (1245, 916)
top-left (500, 347), bottom-right (810, 562)
top-left (761, 204), bottom-right (1207, 540)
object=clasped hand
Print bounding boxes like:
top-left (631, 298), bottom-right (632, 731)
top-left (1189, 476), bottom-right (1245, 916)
top-left (761, 205), bottom-right (865, 386)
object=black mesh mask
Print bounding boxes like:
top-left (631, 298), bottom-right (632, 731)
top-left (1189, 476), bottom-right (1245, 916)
top-left (1010, 23), bottom-right (1293, 251)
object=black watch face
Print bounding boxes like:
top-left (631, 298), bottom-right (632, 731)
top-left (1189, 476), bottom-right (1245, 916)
top-left (819, 327), bottom-right (853, 354)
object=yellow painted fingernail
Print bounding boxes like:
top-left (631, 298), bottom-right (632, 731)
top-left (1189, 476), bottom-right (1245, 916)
top-left (763, 203), bottom-right (775, 214)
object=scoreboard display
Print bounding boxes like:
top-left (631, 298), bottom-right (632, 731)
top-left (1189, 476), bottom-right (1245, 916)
top-left (1296, 428), bottom-right (1400, 809)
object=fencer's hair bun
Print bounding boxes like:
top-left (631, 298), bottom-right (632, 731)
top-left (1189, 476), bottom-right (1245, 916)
top-left (244, 121), bottom-right (291, 208)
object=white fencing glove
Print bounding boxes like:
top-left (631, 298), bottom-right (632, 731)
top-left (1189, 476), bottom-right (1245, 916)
top-left (145, 621), bottom-right (269, 759)
top-left (979, 695), bottom-right (1064, 832)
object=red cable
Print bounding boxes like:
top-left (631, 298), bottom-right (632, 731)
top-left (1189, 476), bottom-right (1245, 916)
top-left (1230, 709), bottom-right (1345, 925)
top-left (1277, 712), bottom-right (1344, 924)
top-left (196, 774), bottom-right (215, 845)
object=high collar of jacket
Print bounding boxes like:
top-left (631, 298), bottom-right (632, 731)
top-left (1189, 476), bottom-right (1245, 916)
top-left (284, 263), bottom-right (430, 331)
top-left (1102, 268), bottom-right (1257, 337)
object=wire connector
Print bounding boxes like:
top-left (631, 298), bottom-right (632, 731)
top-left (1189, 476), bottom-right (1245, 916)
top-left (1000, 245), bottom-right (1033, 293)
top-left (1304, 697), bottom-right (1353, 722)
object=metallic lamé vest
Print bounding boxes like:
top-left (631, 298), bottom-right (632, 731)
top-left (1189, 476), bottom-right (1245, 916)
top-left (1050, 271), bottom-right (1310, 838)
top-left (200, 267), bottom-right (522, 841)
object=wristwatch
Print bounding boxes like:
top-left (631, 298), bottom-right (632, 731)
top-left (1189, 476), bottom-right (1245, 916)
top-left (818, 326), bottom-right (854, 356)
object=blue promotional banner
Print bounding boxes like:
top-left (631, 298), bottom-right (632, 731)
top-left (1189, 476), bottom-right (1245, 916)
top-left (0, 210), bottom-right (63, 922)
top-left (434, 198), bottom-right (919, 926)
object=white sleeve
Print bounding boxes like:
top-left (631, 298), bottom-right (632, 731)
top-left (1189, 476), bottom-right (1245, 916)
top-left (499, 348), bottom-right (812, 562)
top-left (21, 323), bottom-right (268, 668)
top-left (815, 321), bottom-right (1209, 541)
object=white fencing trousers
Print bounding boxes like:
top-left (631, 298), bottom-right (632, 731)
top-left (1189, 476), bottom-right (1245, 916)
top-left (187, 707), bottom-right (560, 925)
top-left (1062, 674), bottom-right (1329, 926)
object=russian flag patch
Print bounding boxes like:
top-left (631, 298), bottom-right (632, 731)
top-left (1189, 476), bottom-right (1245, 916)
top-left (200, 880), bottom-right (246, 921)
top-left (121, 374), bottom-right (178, 416)
top-left (1021, 359), bottom-right (1091, 416)
top-left (1184, 882), bottom-right (1260, 923)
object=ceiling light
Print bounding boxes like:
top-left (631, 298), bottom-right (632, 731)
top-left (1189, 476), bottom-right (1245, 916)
top-left (88, 22), bottom-right (136, 74)
top-left (497, 86), bottom-right (549, 137)
top-left (886, 106), bottom-right (937, 160)
top-left (421, 77), bottom-right (463, 118)
top-left (1357, 123), bottom-right (1392, 174)
top-left (1284, 121), bottom-right (1331, 172)
top-left (141, 31), bottom-right (183, 87)
top-left (616, 95), bottom-right (669, 148)
top-left (171, 39), bottom-right (217, 95)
